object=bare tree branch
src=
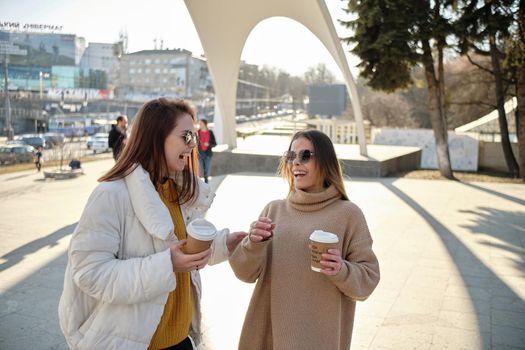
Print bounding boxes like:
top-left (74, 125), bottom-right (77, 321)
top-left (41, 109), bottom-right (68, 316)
top-left (466, 54), bottom-right (493, 73)
top-left (449, 100), bottom-right (496, 109)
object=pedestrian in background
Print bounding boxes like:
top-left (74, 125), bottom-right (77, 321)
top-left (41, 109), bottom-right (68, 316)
top-left (197, 118), bottom-right (216, 184)
top-left (34, 145), bottom-right (43, 172)
top-left (229, 129), bottom-right (380, 350)
top-left (108, 115), bottom-right (128, 160)
top-left (59, 98), bottom-right (246, 350)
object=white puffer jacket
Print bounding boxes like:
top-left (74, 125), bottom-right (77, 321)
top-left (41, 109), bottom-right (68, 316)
top-left (58, 165), bottom-right (229, 350)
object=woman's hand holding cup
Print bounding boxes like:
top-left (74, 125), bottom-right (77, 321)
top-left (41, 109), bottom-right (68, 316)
top-left (170, 240), bottom-right (212, 272)
top-left (319, 248), bottom-right (343, 276)
top-left (248, 217), bottom-right (275, 243)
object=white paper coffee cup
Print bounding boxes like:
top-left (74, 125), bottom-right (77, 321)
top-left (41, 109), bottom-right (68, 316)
top-left (185, 218), bottom-right (217, 254)
top-left (309, 230), bottom-right (339, 272)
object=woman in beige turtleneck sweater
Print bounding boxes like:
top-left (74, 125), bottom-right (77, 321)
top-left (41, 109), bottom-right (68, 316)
top-left (229, 130), bottom-right (380, 350)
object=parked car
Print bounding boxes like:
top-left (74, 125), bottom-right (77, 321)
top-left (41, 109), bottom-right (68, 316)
top-left (43, 132), bottom-right (65, 147)
top-left (0, 145), bottom-right (35, 165)
top-left (18, 134), bottom-right (47, 149)
top-left (88, 133), bottom-right (110, 153)
top-left (5, 139), bottom-right (26, 146)
top-left (86, 133), bottom-right (106, 150)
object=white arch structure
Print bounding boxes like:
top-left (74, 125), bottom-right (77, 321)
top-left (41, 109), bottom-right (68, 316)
top-left (184, 0), bottom-right (368, 156)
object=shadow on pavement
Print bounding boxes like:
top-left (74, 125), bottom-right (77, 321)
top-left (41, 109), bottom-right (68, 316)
top-left (460, 206), bottom-right (525, 275)
top-left (382, 179), bottom-right (525, 349)
top-left (461, 182), bottom-right (525, 206)
top-left (4, 173), bottom-right (37, 181)
top-left (0, 223), bottom-right (77, 272)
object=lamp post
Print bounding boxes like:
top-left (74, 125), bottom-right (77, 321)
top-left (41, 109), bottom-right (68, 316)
top-left (39, 71), bottom-right (43, 100)
top-left (39, 71), bottom-right (49, 100)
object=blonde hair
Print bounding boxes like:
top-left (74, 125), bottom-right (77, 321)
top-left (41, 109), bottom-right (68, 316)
top-left (278, 130), bottom-right (348, 200)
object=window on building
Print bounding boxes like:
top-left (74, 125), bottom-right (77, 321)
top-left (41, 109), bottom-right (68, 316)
top-left (145, 59), bottom-right (151, 65)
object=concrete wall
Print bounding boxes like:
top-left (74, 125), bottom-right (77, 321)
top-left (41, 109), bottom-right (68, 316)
top-left (372, 128), bottom-right (479, 171)
top-left (210, 148), bottom-right (421, 178)
top-left (479, 141), bottom-right (520, 172)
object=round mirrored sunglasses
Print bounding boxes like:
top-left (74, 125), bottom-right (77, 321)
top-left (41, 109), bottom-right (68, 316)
top-left (283, 149), bottom-right (315, 164)
top-left (182, 130), bottom-right (198, 145)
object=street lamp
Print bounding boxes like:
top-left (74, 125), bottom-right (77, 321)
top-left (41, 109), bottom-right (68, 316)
top-left (39, 71), bottom-right (49, 100)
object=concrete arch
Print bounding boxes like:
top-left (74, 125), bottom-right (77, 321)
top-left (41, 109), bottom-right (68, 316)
top-left (184, 0), bottom-right (367, 155)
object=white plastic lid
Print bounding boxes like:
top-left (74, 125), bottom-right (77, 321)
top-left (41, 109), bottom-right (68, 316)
top-left (309, 230), bottom-right (339, 243)
top-left (187, 218), bottom-right (217, 241)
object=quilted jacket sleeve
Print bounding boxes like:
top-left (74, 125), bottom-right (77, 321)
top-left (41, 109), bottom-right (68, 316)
top-left (69, 186), bottom-right (176, 305)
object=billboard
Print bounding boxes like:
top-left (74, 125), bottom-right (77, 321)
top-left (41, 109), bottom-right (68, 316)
top-left (307, 84), bottom-right (347, 117)
top-left (0, 30), bottom-right (80, 67)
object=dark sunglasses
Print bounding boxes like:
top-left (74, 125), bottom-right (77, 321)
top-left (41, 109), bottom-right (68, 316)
top-left (182, 130), bottom-right (198, 145)
top-left (283, 149), bottom-right (315, 164)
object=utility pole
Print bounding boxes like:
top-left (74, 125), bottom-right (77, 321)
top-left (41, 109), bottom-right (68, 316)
top-left (3, 54), bottom-right (12, 140)
top-left (0, 41), bottom-right (27, 140)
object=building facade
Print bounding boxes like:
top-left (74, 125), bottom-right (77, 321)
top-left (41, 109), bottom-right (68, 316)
top-left (118, 49), bottom-right (211, 101)
top-left (79, 42), bottom-right (122, 88)
top-left (0, 29), bottom-right (110, 92)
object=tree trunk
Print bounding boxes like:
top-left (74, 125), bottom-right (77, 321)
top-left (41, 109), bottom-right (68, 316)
top-left (489, 36), bottom-right (519, 176)
top-left (514, 1), bottom-right (525, 180)
top-left (422, 40), bottom-right (454, 179)
top-left (517, 65), bottom-right (525, 181)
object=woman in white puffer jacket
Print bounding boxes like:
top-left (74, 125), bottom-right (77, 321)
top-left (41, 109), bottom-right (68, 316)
top-left (58, 98), bottom-right (246, 350)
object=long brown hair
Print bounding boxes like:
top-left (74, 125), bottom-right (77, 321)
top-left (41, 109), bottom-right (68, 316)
top-left (99, 98), bottom-right (199, 204)
top-left (278, 129), bottom-right (348, 200)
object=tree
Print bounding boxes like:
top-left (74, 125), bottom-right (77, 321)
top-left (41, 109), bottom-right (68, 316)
top-left (341, 0), bottom-right (456, 179)
top-left (456, 0), bottom-right (520, 177)
top-left (304, 63), bottom-right (337, 85)
top-left (503, 1), bottom-right (525, 180)
top-left (444, 55), bottom-right (496, 128)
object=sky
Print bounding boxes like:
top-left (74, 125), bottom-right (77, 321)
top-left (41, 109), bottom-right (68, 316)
top-left (0, 0), bottom-right (360, 80)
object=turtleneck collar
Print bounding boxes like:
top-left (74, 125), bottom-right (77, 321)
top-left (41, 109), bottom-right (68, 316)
top-left (287, 184), bottom-right (342, 212)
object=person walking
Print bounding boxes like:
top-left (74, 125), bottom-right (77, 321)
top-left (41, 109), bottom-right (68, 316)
top-left (197, 118), bottom-right (216, 183)
top-left (34, 145), bottom-right (44, 172)
top-left (229, 129), bottom-right (380, 350)
top-left (59, 98), bottom-right (246, 350)
top-left (108, 115), bottom-right (128, 160)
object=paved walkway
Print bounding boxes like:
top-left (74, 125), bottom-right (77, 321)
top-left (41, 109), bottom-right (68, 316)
top-left (0, 159), bottom-right (524, 349)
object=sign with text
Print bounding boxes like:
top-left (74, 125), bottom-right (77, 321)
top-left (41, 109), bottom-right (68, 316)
top-left (47, 88), bottom-right (114, 100)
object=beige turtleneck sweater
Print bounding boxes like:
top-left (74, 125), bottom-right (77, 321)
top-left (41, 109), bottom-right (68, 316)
top-left (229, 185), bottom-right (380, 350)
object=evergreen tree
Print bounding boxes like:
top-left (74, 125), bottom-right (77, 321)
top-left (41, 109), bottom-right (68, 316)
top-left (456, 0), bottom-right (521, 177)
top-left (341, 0), bottom-right (456, 179)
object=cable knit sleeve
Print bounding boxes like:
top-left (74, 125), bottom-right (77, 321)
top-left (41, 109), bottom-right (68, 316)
top-left (328, 203), bottom-right (380, 301)
top-left (229, 204), bottom-right (272, 283)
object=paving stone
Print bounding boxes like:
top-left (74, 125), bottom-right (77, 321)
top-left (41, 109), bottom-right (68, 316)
top-left (2, 158), bottom-right (525, 349)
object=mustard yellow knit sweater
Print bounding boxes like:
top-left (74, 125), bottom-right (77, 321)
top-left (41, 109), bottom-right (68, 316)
top-left (229, 185), bottom-right (380, 350)
top-left (149, 180), bottom-right (192, 350)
